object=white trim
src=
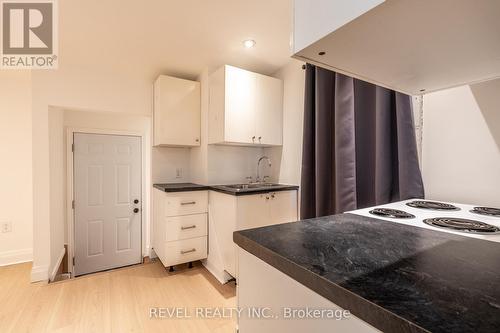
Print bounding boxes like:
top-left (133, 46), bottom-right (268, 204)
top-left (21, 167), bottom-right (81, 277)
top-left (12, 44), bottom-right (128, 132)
top-left (66, 127), bottom-right (147, 276)
top-left (66, 128), bottom-right (74, 276)
top-left (49, 247), bottom-right (66, 282)
top-left (201, 259), bottom-right (233, 284)
top-left (146, 246), bottom-right (154, 258)
top-left (0, 248), bottom-right (33, 267)
top-left (31, 264), bottom-right (49, 282)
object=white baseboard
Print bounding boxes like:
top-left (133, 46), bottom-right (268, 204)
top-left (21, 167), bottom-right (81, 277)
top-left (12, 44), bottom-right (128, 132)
top-left (150, 247), bottom-right (158, 259)
top-left (31, 264), bottom-right (49, 282)
top-left (49, 247), bottom-right (66, 282)
top-left (201, 259), bottom-right (232, 284)
top-left (0, 248), bottom-right (33, 267)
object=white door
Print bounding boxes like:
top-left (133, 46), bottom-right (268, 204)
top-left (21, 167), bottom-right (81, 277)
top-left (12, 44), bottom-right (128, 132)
top-left (73, 133), bottom-right (142, 276)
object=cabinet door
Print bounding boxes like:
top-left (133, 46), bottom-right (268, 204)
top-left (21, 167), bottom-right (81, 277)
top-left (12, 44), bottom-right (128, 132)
top-left (154, 75), bottom-right (200, 147)
top-left (208, 66), bottom-right (225, 144)
top-left (224, 66), bottom-right (257, 144)
top-left (255, 75), bottom-right (283, 145)
top-left (270, 190), bottom-right (298, 225)
top-left (236, 193), bottom-right (271, 230)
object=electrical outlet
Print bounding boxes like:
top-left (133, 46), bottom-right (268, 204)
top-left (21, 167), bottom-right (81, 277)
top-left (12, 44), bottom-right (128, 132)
top-left (1, 221), bottom-right (12, 233)
top-left (175, 168), bottom-right (183, 179)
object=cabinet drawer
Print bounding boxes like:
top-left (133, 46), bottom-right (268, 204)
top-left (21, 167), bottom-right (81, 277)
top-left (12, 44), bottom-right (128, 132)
top-left (165, 214), bottom-right (207, 242)
top-left (164, 236), bottom-right (207, 266)
top-left (165, 191), bottom-right (208, 216)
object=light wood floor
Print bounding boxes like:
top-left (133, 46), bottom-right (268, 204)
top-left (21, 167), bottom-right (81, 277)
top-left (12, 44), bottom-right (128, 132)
top-left (0, 261), bottom-right (236, 333)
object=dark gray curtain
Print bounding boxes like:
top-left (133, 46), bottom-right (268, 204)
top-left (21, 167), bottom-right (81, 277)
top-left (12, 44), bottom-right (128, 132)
top-left (301, 64), bottom-right (424, 219)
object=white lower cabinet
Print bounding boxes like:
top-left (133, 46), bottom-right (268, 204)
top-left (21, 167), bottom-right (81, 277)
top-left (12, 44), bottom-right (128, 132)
top-left (237, 248), bottom-right (379, 333)
top-left (153, 189), bottom-right (208, 267)
top-left (205, 190), bottom-right (298, 282)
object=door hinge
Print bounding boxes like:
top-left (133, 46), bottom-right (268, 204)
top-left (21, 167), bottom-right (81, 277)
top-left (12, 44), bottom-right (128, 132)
top-left (71, 143), bottom-right (75, 152)
top-left (72, 257), bottom-right (75, 266)
top-left (72, 200), bottom-right (75, 209)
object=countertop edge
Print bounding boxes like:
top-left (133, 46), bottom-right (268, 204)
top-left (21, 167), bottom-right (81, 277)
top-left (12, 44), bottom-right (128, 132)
top-left (210, 185), bottom-right (299, 196)
top-left (233, 228), bottom-right (430, 333)
top-left (153, 183), bottom-right (298, 195)
top-left (153, 184), bottom-right (210, 192)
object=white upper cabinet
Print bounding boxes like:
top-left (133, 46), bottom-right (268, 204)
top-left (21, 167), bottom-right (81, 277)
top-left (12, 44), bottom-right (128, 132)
top-left (224, 66), bottom-right (257, 145)
top-left (153, 75), bottom-right (200, 147)
top-left (255, 75), bottom-right (283, 145)
top-left (209, 65), bottom-right (283, 146)
top-left (293, 0), bottom-right (500, 95)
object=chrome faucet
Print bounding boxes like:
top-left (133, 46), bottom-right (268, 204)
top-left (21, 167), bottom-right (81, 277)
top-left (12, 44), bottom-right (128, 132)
top-left (256, 156), bottom-right (272, 183)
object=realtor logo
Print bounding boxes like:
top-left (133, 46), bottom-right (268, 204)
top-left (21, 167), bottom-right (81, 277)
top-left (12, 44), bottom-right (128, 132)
top-left (1, 0), bottom-right (58, 69)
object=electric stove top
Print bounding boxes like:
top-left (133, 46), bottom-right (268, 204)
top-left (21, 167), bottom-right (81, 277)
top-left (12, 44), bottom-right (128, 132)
top-left (349, 199), bottom-right (500, 243)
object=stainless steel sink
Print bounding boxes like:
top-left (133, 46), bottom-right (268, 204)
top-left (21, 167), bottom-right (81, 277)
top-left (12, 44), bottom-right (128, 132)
top-left (222, 183), bottom-right (282, 190)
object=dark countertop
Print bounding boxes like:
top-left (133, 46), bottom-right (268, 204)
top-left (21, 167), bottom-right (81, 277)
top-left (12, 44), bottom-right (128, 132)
top-left (210, 184), bottom-right (299, 196)
top-left (233, 213), bottom-right (500, 333)
top-left (153, 183), bottom-right (210, 192)
top-left (153, 183), bottom-right (298, 196)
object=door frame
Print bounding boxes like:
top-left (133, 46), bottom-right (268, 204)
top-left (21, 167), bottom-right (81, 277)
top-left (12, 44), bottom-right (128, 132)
top-left (66, 127), bottom-right (147, 277)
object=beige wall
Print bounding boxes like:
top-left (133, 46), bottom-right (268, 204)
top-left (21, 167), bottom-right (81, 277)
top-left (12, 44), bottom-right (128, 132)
top-left (265, 59), bottom-right (306, 186)
top-left (0, 71), bottom-right (33, 266)
top-left (189, 70), bottom-right (210, 184)
top-left (422, 79), bottom-right (500, 207)
top-left (48, 108), bottom-right (65, 280)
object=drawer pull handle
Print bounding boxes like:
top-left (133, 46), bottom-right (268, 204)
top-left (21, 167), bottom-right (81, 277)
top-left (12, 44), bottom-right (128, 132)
top-left (181, 201), bottom-right (196, 205)
top-left (181, 225), bottom-right (197, 230)
top-left (181, 248), bottom-right (196, 255)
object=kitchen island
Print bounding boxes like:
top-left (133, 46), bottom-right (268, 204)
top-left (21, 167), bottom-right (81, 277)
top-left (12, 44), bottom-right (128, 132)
top-left (233, 213), bottom-right (500, 333)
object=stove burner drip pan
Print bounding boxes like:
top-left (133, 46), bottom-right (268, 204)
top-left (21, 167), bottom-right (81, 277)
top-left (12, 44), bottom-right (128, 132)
top-left (369, 208), bottom-right (415, 219)
top-left (423, 217), bottom-right (500, 234)
top-left (471, 207), bottom-right (500, 217)
top-left (406, 201), bottom-right (460, 211)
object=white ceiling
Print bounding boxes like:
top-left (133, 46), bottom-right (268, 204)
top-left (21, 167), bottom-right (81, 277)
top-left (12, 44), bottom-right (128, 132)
top-left (59, 0), bottom-right (293, 80)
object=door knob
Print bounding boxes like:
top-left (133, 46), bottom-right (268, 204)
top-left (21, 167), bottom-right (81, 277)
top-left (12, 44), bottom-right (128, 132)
top-left (134, 199), bottom-right (139, 204)
top-left (133, 208), bottom-right (140, 213)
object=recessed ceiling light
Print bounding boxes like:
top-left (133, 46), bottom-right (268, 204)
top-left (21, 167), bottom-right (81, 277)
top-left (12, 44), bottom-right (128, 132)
top-left (243, 39), bottom-right (256, 48)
